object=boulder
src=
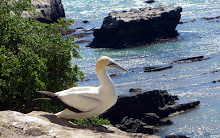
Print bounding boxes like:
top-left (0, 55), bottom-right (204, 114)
top-left (21, 0), bottom-right (65, 23)
top-left (100, 90), bottom-right (200, 134)
top-left (91, 6), bottom-right (182, 48)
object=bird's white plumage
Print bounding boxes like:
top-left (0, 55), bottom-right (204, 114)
top-left (55, 87), bottom-right (100, 112)
top-left (52, 56), bottom-right (128, 119)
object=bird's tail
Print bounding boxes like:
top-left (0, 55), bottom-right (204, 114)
top-left (37, 91), bottom-right (57, 98)
top-left (37, 91), bottom-right (84, 113)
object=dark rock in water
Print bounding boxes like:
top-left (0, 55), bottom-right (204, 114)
top-left (71, 33), bottom-right (93, 38)
top-left (129, 88), bottom-right (142, 92)
top-left (75, 40), bottom-right (92, 44)
top-left (212, 80), bottom-right (220, 83)
top-left (179, 19), bottom-right (196, 24)
top-left (204, 69), bottom-right (220, 75)
top-left (100, 90), bottom-right (200, 134)
top-left (171, 56), bottom-right (210, 64)
top-left (144, 65), bottom-right (173, 72)
top-left (61, 28), bottom-right (76, 35)
top-left (91, 6), bottom-right (182, 48)
top-left (157, 101), bottom-right (200, 118)
top-left (166, 135), bottom-right (189, 138)
top-left (144, 0), bottom-right (156, 3)
top-left (21, 0), bottom-right (65, 23)
top-left (76, 27), bottom-right (84, 29)
top-left (109, 73), bottom-right (122, 78)
top-left (201, 16), bottom-right (220, 20)
top-left (83, 20), bottom-right (89, 23)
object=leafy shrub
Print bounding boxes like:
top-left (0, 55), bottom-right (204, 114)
top-left (71, 116), bottom-right (111, 126)
top-left (0, 0), bottom-right (84, 113)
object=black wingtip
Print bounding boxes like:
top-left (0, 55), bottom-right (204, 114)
top-left (37, 91), bottom-right (84, 113)
top-left (37, 91), bottom-right (56, 98)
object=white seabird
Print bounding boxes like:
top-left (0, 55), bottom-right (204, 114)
top-left (38, 56), bottom-right (128, 119)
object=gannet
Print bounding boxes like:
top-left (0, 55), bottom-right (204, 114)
top-left (38, 56), bottom-right (128, 119)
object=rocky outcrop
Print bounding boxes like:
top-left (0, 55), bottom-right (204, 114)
top-left (0, 111), bottom-right (159, 138)
top-left (100, 90), bottom-right (200, 134)
top-left (21, 0), bottom-right (65, 23)
top-left (91, 6), bottom-right (182, 48)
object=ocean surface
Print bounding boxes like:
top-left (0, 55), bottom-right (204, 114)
top-left (62, 0), bottom-right (220, 137)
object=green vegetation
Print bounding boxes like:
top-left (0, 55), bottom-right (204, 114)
top-left (0, 0), bottom-right (110, 126)
top-left (0, 0), bottom-right (84, 113)
top-left (71, 116), bottom-right (111, 126)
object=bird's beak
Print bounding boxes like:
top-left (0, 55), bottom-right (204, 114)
top-left (107, 62), bottom-right (128, 72)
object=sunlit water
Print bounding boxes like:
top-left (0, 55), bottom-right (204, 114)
top-left (62, 0), bottom-right (220, 137)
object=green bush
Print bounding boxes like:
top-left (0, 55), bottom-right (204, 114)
top-left (70, 116), bottom-right (111, 126)
top-left (0, 0), bottom-right (84, 113)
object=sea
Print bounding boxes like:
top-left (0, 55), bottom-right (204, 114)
top-left (62, 0), bottom-right (220, 137)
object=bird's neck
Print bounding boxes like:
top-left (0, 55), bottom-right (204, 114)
top-left (96, 68), bottom-right (115, 90)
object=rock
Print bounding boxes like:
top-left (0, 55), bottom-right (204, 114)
top-left (21, 0), bottom-right (65, 23)
top-left (179, 19), bottom-right (196, 24)
top-left (157, 101), bottom-right (200, 118)
top-left (129, 88), bottom-right (142, 92)
top-left (144, 0), bottom-right (156, 4)
top-left (142, 113), bottom-right (173, 126)
top-left (212, 80), bottom-right (220, 83)
top-left (171, 56), bottom-right (210, 64)
top-left (26, 126), bottom-right (44, 136)
top-left (91, 6), bottom-right (182, 48)
top-left (83, 20), bottom-right (90, 23)
top-left (61, 28), bottom-right (76, 35)
top-left (201, 16), bottom-right (220, 20)
top-left (204, 69), bottom-right (220, 75)
top-left (100, 90), bottom-right (200, 134)
top-left (71, 32), bottom-right (93, 38)
top-left (166, 135), bottom-right (189, 138)
top-left (109, 73), bottom-right (122, 78)
top-left (143, 65), bottom-right (173, 72)
top-left (116, 117), bottom-right (159, 134)
top-left (0, 111), bottom-right (153, 138)
top-left (75, 40), bottom-right (92, 44)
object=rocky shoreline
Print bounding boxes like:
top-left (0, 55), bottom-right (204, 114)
top-left (100, 90), bottom-right (200, 134)
top-left (0, 90), bottom-right (199, 137)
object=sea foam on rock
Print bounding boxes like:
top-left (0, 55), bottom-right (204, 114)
top-left (91, 6), bottom-right (182, 48)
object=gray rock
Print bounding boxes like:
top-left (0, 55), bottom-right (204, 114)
top-left (91, 6), bottom-right (182, 48)
top-left (26, 126), bottom-right (44, 136)
top-left (21, 0), bottom-right (65, 23)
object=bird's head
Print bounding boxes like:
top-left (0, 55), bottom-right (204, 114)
top-left (96, 56), bottom-right (128, 72)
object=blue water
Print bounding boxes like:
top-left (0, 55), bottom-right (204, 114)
top-left (63, 0), bottom-right (220, 137)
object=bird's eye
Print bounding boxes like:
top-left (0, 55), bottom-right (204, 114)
top-left (107, 62), bottom-right (117, 66)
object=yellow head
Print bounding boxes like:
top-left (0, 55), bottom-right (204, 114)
top-left (96, 56), bottom-right (128, 72)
